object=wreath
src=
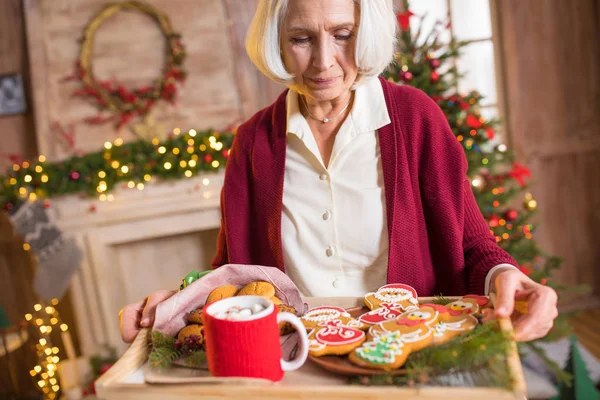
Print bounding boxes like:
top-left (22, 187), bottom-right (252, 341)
top-left (66, 1), bottom-right (186, 129)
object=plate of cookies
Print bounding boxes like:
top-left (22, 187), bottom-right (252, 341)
top-left (301, 284), bottom-right (491, 376)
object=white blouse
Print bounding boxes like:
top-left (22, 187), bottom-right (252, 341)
top-left (281, 77), bottom-right (513, 297)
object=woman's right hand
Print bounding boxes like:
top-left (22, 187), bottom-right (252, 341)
top-left (119, 290), bottom-right (177, 343)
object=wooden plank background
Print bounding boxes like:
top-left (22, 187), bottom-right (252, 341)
top-left (496, 0), bottom-right (600, 295)
top-left (23, 0), bottom-right (254, 161)
top-left (0, 0), bottom-right (38, 169)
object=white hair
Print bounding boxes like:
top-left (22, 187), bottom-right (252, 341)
top-left (245, 0), bottom-right (397, 86)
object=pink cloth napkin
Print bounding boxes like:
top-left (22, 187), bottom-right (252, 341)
top-left (153, 264), bottom-right (308, 337)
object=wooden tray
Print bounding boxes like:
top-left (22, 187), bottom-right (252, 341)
top-left (95, 296), bottom-right (527, 400)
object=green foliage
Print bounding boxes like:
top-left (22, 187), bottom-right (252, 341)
top-left (148, 330), bottom-right (207, 369)
top-left (0, 129), bottom-right (234, 211)
top-left (351, 321), bottom-right (513, 389)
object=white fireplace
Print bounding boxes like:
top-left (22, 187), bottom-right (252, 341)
top-left (52, 172), bottom-right (224, 355)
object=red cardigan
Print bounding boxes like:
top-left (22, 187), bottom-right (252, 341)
top-left (211, 77), bottom-right (517, 296)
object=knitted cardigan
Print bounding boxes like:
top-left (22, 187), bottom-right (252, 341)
top-left (211, 77), bottom-right (517, 295)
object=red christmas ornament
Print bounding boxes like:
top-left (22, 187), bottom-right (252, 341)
top-left (485, 127), bottom-right (495, 140)
top-left (396, 10), bottom-right (415, 31)
top-left (70, 171), bottom-right (80, 180)
top-left (222, 149), bottom-right (229, 158)
top-left (4, 202), bottom-right (14, 211)
top-left (508, 162), bottom-right (531, 187)
top-left (429, 58), bottom-right (441, 69)
top-left (488, 214), bottom-right (500, 227)
top-left (430, 71), bottom-right (440, 83)
top-left (466, 114), bottom-right (482, 129)
top-left (504, 209), bottom-right (519, 221)
top-left (89, 205), bottom-right (97, 213)
top-left (204, 154), bottom-right (213, 163)
top-left (43, 200), bottom-right (51, 209)
top-left (401, 71), bottom-right (413, 82)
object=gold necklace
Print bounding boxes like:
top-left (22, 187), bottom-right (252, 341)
top-left (300, 94), bottom-right (353, 123)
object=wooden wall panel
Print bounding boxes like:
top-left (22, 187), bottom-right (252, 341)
top-left (0, 0), bottom-right (37, 172)
top-left (24, 0), bottom-right (245, 160)
top-left (497, 0), bottom-right (600, 294)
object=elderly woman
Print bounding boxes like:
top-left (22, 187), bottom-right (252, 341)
top-left (121, 0), bottom-right (557, 344)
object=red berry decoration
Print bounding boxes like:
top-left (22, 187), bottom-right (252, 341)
top-left (488, 214), bottom-right (500, 227)
top-left (401, 71), bottom-right (413, 82)
top-left (505, 209), bottom-right (519, 221)
top-left (431, 71), bottom-right (440, 83)
top-left (429, 58), bottom-right (441, 69)
top-left (204, 154), bottom-right (213, 163)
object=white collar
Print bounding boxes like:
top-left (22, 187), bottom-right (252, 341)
top-left (286, 77), bottom-right (391, 138)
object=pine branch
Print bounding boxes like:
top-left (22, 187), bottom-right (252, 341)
top-left (148, 346), bottom-right (182, 369)
top-left (523, 341), bottom-right (573, 386)
top-left (182, 350), bottom-right (207, 368)
top-left (151, 330), bottom-right (176, 348)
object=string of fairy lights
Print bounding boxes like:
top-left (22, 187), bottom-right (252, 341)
top-left (24, 299), bottom-right (73, 400)
top-left (0, 128), bottom-right (234, 210)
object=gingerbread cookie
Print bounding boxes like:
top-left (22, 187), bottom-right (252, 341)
top-left (364, 284), bottom-right (419, 311)
top-left (177, 324), bottom-right (204, 344)
top-left (348, 331), bottom-right (409, 370)
top-left (206, 285), bottom-right (239, 304)
top-left (307, 320), bottom-right (366, 357)
top-left (368, 304), bottom-right (443, 352)
top-left (186, 308), bottom-right (204, 324)
top-left (237, 281), bottom-right (276, 298)
top-left (270, 296), bottom-right (283, 305)
top-left (358, 302), bottom-right (405, 326)
top-left (301, 306), bottom-right (366, 332)
top-left (432, 312), bottom-right (479, 345)
top-left (445, 295), bottom-right (489, 317)
top-left (277, 303), bottom-right (297, 336)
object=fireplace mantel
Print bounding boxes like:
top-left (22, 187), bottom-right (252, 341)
top-left (54, 172), bottom-right (225, 355)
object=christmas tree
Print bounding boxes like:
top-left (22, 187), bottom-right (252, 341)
top-left (552, 336), bottom-right (600, 400)
top-left (385, 5), bottom-right (586, 340)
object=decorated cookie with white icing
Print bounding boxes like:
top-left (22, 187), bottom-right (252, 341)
top-left (307, 319), bottom-right (366, 357)
top-left (357, 302), bottom-right (405, 326)
top-left (364, 284), bottom-right (419, 311)
top-left (348, 331), bottom-right (409, 370)
top-left (431, 306), bottom-right (479, 345)
top-left (301, 306), bottom-right (366, 332)
top-left (445, 295), bottom-right (489, 317)
top-left (368, 304), bottom-right (444, 352)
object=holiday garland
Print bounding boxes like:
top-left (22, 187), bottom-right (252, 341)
top-left (64, 1), bottom-right (186, 128)
top-left (0, 128), bottom-right (234, 212)
top-left (351, 321), bottom-right (513, 389)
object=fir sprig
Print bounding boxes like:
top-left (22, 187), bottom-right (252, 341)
top-left (148, 330), bottom-right (207, 369)
top-left (351, 322), bottom-right (514, 389)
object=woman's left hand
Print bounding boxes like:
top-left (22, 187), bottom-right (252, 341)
top-left (487, 267), bottom-right (559, 341)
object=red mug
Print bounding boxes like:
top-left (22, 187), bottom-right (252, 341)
top-left (203, 295), bottom-right (308, 382)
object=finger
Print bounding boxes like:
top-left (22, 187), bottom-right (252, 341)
top-left (516, 322), bottom-right (553, 342)
top-left (494, 272), bottom-right (519, 318)
top-left (120, 297), bottom-right (147, 343)
top-left (140, 290), bottom-right (177, 327)
top-left (512, 289), bottom-right (557, 341)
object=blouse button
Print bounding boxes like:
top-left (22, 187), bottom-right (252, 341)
top-left (325, 247), bottom-right (334, 257)
top-left (322, 210), bottom-right (331, 220)
top-left (319, 173), bottom-right (328, 181)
